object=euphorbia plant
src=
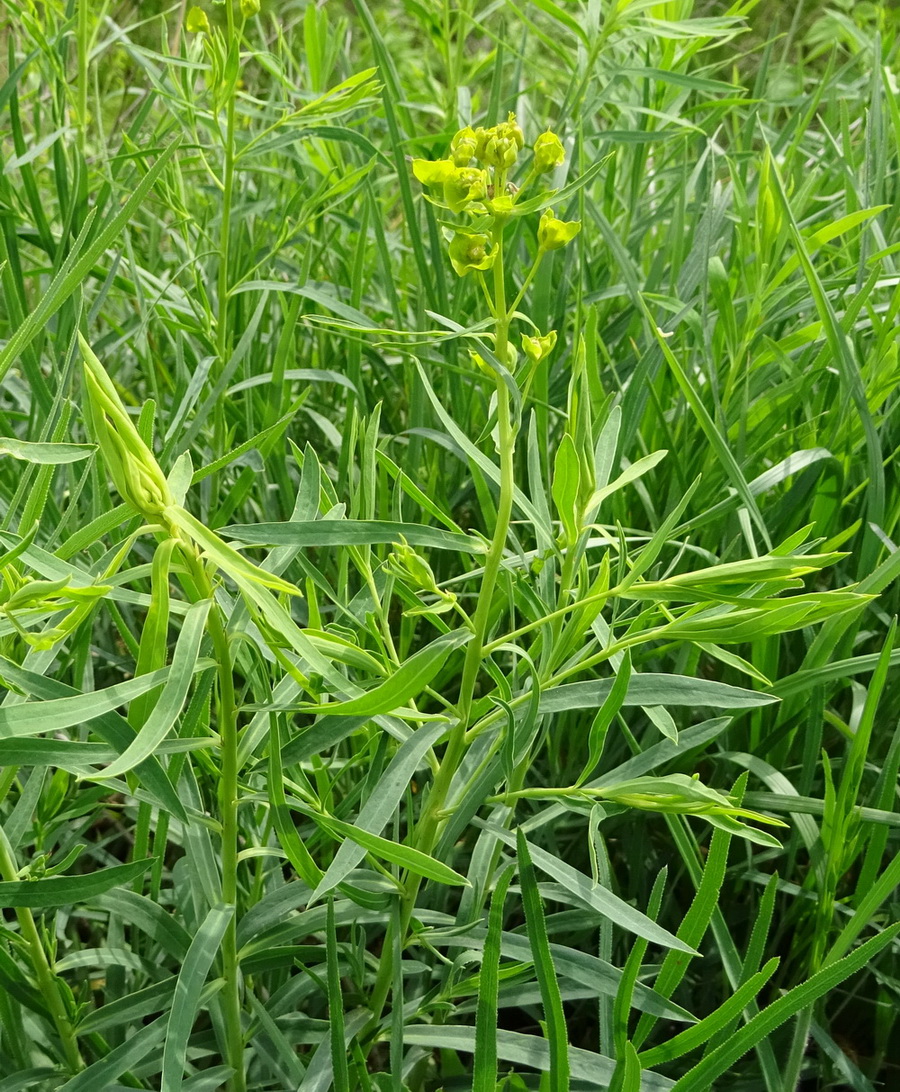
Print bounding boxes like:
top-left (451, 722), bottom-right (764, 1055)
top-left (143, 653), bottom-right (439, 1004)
top-left (375, 106), bottom-right (875, 936)
top-left (412, 116), bottom-right (581, 772)
top-left (79, 334), bottom-right (304, 1092)
top-left (355, 118), bottom-right (867, 1038)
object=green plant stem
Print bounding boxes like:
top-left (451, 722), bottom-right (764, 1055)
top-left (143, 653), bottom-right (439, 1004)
top-left (368, 200), bottom-right (517, 1026)
top-left (455, 207), bottom-right (513, 729)
top-left (180, 548), bottom-right (245, 1092)
top-left (0, 827), bottom-right (84, 1074)
top-left (218, 10), bottom-right (238, 368)
top-left (213, 3), bottom-right (240, 508)
top-left (508, 250), bottom-right (544, 318)
top-left (77, 0), bottom-right (89, 151)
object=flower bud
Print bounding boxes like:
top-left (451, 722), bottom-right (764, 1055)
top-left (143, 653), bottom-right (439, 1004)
top-left (473, 127), bottom-right (490, 162)
top-left (488, 193), bottom-right (515, 223)
top-left (450, 126), bottom-right (477, 167)
top-left (241, 0), bottom-right (260, 14)
top-left (79, 335), bottom-right (175, 521)
top-left (482, 131), bottom-right (518, 170)
top-left (756, 147), bottom-right (782, 252)
top-left (385, 538), bottom-right (438, 593)
top-left (506, 113), bottom-right (525, 150)
top-left (186, 5), bottom-right (210, 33)
top-left (385, 537), bottom-right (458, 617)
top-left (448, 232), bottom-right (494, 276)
top-left (537, 208), bottom-right (581, 251)
top-left (521, 329), bottom-right (557, 364)
top-left (533, 130), bottom-right (564, 173)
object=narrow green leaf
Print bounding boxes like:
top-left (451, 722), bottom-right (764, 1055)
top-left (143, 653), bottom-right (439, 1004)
top-left (482, 824), bottom-right (695, 953)
top-left (299, 630), bottom-right (469, 716)
top-left (0, 664), bottom-right (176, 739)
top-left (96, 599), bottom-right (211, 779)
top-left (221, 519), bottom-right (486, 554)
top-left (0, 142), bottom-right (179, 386)
top-left (517, 831), bottom-right (569, 1089)
top-left (58, 1016), bottom-right (168, 1092)
top-left (307, 808), bottom-right (469, 887)
top-left (0, 858), bottom-right (154, 908)
top-left (640, 960), bottom-right (779, 1067)
top-left (473, 865), bottom-right (515, 1092)
top-left (161, 904), bottom-right (235, 1092)
top-left (327, 898), bottom-right (351, 1092)
top-left (311, 721), bottom-right (447, 900)
top-left (0, 437), bottom-right (95, 464)
top-left (577, 651), bottom-right (632, 786)
top-left (539, 674), bottom-right (777, 715)
top-left (670, 926), bottom-right (900, 1092)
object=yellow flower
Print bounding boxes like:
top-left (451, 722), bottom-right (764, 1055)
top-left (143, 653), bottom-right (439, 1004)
top-left (443, 166), bottom-right (487, 213)
top-left (476, 114), bottom-right (525, 169)
top-left (450, 126), bottom-right (477, 167)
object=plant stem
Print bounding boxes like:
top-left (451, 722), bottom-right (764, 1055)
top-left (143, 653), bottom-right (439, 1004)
top-left (218, 6), bottom-right (238, 368)
top-left (368, 198), bottom-right (517, 1025)
top-left (213, 3), bottom-right (240, 511)
top-left (77, 0), bottom-right (88, 152)
top-left (0, 828), bottom-right (83, 1074)
top-left (455, 204), bottom-right (513, 729)
top-left (180, 548), bottom-right (245, 1092)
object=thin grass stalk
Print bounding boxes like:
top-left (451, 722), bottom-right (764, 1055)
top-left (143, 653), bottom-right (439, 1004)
top-left (0, 826), bottom-right (84, 1074)
top-left (179, 547), bottom-right (245, 1092)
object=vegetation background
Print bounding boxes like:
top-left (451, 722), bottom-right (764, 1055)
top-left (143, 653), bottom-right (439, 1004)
top-left (0, 1), bottom-right (899, 1091)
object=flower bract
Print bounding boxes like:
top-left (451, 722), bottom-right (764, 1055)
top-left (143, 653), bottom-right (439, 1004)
top-left (186, 6), bottom-right (210, 33)
top-left (449, 232), bottom-right (494, 276)
top-left (538, 208), bottom-right (581, 251)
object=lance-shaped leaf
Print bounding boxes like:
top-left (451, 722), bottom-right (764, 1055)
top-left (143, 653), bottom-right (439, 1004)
top-left (296, 630), bottom-right (470, 717)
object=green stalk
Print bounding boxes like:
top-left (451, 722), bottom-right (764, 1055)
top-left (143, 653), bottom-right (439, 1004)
top-left (77, 0), bottom-right (89, 151)
top-left (218, 4), bottom-right (239, 368)
top-left (180, 548), bottom-right (245, 1092)
top-left (213, 3), bottom-right (240, 510)
top-left (455, 203), bottom-right (514, 729)
top-left (368, 191), bottom-right (517, 1024)
top-left (0, 827), bottom-right (83, 1074)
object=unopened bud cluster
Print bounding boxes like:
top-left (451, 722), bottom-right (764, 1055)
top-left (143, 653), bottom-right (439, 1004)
top-left (385, 537), bottom-right (458, 617)
top-left (1, 561), bottom-right (111, 649)
top-left (80, 335), bottom-right (176, 523)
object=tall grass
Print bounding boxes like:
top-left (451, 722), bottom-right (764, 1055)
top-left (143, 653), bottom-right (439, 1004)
top-left (0, 1), bottom-right (898, 1090)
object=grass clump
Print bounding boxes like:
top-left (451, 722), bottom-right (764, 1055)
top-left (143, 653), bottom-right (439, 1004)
top-left (0, 1), bottom-right (899, 1090)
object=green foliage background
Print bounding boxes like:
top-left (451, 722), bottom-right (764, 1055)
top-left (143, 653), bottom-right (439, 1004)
top-left (0, 1), bottom-right (898, 1090)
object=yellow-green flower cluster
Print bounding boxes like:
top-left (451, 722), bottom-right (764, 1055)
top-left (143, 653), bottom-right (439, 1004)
top-left (476, 114), bottom-right (525, 169)
top-left (413, 115), bottom-right (566, 214)
top-left (412, 116), bottom-right (580, 281)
